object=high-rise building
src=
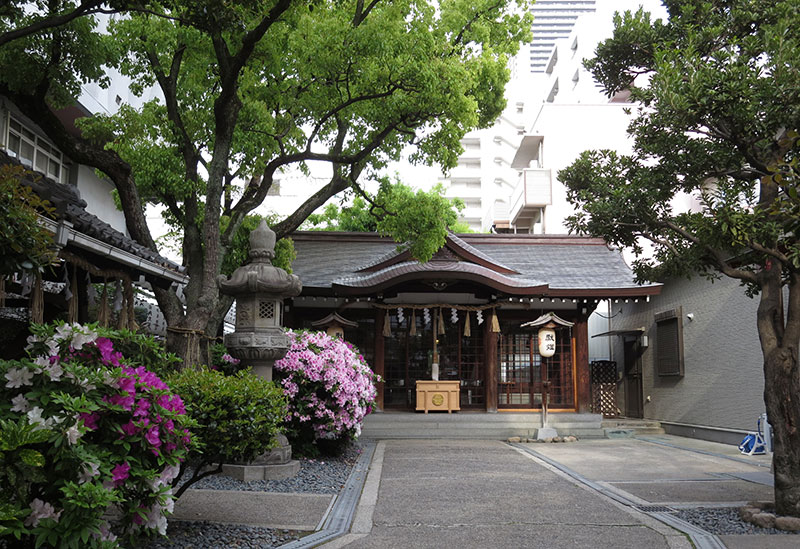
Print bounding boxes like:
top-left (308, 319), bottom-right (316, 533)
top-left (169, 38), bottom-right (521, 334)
top-left (527, 0), bottom-right (597, 73)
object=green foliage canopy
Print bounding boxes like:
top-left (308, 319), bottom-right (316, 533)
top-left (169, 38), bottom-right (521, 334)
top-left (0, 0), bottom-right (532, 340)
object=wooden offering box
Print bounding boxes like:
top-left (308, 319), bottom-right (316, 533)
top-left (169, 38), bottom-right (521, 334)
top-left (415, 380), bottom-right (461, 413)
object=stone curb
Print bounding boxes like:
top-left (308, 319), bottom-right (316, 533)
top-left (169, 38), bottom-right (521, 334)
top-left (279, 441), bottom-right (376, 549)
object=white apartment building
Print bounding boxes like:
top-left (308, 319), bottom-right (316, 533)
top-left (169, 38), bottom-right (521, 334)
top-left (440, 0), bottom-right (665, 234)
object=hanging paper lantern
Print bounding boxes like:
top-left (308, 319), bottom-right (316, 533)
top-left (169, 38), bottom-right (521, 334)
top-left (538, 325), bottom-right (557, 358)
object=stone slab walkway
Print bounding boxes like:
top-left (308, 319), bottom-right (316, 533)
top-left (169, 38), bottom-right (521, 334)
top-left (326, 439), bottom-right (689, 549)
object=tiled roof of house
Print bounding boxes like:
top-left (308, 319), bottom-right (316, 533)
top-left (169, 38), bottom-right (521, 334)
top-left (290, 232), bottom-right (660, 297)
top-left (2, 150), bottom-right (184, 278)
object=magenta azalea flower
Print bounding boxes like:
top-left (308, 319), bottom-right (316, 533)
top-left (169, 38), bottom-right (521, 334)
top-left (111, 462), bottom-right (131, 486)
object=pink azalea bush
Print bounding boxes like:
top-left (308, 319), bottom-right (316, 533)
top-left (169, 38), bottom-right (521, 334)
top-left (0, 323), bottom-right (192, 548)
top-left (274, 330), bottom-right (379, 455)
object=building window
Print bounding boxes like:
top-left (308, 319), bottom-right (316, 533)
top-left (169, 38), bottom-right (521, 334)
top-left (655, 307), bottom-right (684, 376)
top-left (4, 114), bottom-right (70, 183)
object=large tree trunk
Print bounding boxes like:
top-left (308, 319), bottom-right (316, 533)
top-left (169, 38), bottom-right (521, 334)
top-left (759, 271), bottom-right (800, 517)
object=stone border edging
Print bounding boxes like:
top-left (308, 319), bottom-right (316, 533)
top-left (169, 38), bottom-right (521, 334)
top-left (279, 441), bottom-right (377, 549)
top-left (511, 442), bottom-right (727, 549)
top-left (636, 436), bottom-right (772, 469)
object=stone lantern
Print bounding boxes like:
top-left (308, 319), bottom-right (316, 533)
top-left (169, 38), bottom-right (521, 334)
top-left (219, 220), bottom-right (302, 381)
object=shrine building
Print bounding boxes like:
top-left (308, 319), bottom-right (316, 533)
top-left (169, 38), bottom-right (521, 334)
top-left (286, 231), bottom-right (660, 414)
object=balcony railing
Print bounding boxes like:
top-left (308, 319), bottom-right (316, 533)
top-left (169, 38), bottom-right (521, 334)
top-left (509, 168), bottom-right (552, 225)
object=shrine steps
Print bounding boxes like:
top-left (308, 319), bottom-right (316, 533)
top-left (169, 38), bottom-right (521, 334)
top-left (361, 411), bottom-right (605, 440)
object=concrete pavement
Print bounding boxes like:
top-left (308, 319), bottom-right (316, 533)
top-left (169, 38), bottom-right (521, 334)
top-left (325, 439), bottom-right (691, 549)
top-left (324, 435), bottom-right (799, 549)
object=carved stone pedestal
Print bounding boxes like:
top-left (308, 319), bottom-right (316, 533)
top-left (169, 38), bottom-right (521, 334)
top-left (221, 434), bottom-right (300, 481)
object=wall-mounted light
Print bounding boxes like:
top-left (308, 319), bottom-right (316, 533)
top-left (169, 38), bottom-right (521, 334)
top-left (686, 313), bottom-right (694, 321)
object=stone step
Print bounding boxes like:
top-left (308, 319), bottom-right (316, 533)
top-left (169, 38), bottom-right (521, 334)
top-left (601, 419), bottom-right (665, 436)
top-left (361, 412), bottom-right (606, 440)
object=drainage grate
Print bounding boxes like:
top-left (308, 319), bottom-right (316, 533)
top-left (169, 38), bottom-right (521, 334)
top-left (637, 505), bottom-right (675, 513)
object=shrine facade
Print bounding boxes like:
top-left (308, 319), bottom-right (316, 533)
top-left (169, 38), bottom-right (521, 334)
top-left (286, 232), bottom-right (660, 413)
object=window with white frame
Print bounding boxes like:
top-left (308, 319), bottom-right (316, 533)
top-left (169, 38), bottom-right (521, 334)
top-left (3, 113), bottom-right (70, 183)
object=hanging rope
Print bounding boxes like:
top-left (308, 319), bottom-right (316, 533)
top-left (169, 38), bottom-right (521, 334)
top-left (490, 309), bottom-right (501, 333)
top-left (97, 280), bottom-right (109, 327)
top-left (30, 274), bottom-right (44, 324)
top-left (124, 279), bottom-right (138, 331)
top-left (437, 308), bottom-right (445, 335)
top-left (409, 309), bottom-right (417, 336)
top-left (382, 310), bottom-right (391, 337)
top-left (464, 311), bottom-right (471, 337)
top-left (67, 264), bottom-right (78, 324)
top-left (373, 302), bottom-right (499, 312)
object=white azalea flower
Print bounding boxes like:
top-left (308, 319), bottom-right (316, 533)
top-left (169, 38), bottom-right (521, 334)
top-left (24, 499), bottom-right (61, 527)
top-left (10, 393), bottom-right (30, 413)
top-left (53, 324), bottom-right (73, 342)
top-left (65, 424), bottom-right (81, 445)
top-left (32, 355), bottom-right (49, 373)
top-left (78, 462), bottom-right (100, 484)
top-left (5, 367), bottom-right (34, 388)
top-left (45, 362), bottom-right (63, 381)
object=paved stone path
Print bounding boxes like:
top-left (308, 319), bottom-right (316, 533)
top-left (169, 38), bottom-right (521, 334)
top-left (327, 439), bottom-right (689, 549)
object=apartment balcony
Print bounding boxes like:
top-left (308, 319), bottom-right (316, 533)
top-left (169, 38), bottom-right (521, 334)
top-left (509, 168), bottom-right (552, 225)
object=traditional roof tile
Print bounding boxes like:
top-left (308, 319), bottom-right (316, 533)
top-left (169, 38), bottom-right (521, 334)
top-left (290, 232), bottom-right (660, 297)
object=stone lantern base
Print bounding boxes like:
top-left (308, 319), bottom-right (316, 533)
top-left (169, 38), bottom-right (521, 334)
top-left (221, 434), bottom-right (300, 481)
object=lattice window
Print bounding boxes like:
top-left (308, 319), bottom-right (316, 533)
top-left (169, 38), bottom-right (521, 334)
top-left (258, 300), bottom-right (275, 320)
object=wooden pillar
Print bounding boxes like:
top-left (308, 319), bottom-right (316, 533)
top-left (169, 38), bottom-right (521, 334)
top-left (374, 307), bottom-right (385, 411)
top-left (574, 313), bottom-right (591, 413)
top-left (484, 316), bottom-right (498, 413)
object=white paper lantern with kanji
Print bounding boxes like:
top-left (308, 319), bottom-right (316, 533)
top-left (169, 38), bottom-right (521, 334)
top-left (538, 327), bottom-right (557, 358)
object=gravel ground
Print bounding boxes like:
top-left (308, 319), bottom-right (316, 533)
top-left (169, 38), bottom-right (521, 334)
top-left (142, 522), bottom-right (305, 549)
top-left (143, 443), bottom-right (365, 548)
top-left (673, 507), bottom-right (800, 536)
top-left (188, 444), bottom-right (363, 494)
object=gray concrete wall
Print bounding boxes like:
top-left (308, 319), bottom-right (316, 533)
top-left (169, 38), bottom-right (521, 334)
top-left (612, 276), bottom-right (765, 433)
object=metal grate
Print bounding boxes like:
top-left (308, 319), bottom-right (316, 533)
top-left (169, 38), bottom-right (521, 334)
top-left (590, 360), bottom-right (617, 418)
top-left (636, 505), bottom-right (674, 513)
top-left (258, 300), bottom-right (275, 320)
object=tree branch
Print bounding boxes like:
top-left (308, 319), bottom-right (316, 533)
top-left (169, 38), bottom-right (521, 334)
top-left (0, 0), bottom-right (105, 48)
top-left (659, 219), bottom-right (758, 283)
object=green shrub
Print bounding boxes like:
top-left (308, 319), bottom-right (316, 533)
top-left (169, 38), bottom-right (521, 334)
top-left (104, 329), bottom-right (182, 379)
top-left (165, 368), bottom-right (287, 496)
